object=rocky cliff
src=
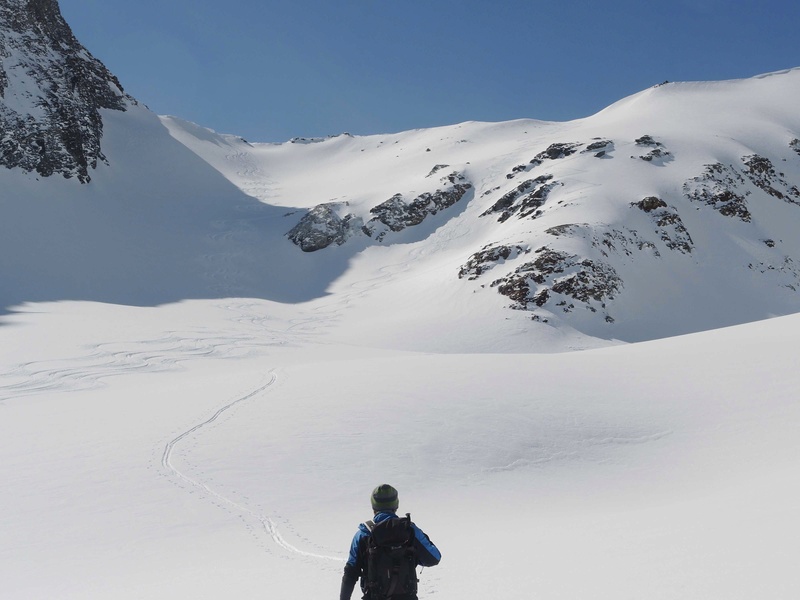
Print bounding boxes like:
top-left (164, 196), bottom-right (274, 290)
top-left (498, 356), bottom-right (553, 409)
top-left (0, 0), bottom-right (131, 182)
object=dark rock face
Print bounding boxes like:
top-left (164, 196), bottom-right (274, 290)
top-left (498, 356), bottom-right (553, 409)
top-left (632, 135), bottom-right (672, 163)
top-left (792, 139), bottom-right (800, 156)
top-left (287, 172), bottom-right (472, 251)
top-left (634, 196), bottom-right (668, 213)
top-left (503, 142), bottom-right (582, 178)
top-left (489, 246), bottom-right (621, 313)
top-left (286, 204), bottom-right (363, 252)
top-left (684, 163), bottom-right (751, 221)
top-left (426, 164), bottom-right (449, 177)
top-left (634, 135), bottom-right (661, 147)
top-left (683, 156), bottom-right (800, 222)
top-left (637, 147), bottom-right (672, 163)
top-left (363, 172), bottom-right (473, 241)
top-left (480, 174), bottom-right (560, 222)
top-left (458, 243), bottom-right (530, 280)
top-left (584, 139), bottom-right (612, 153)
top-left (0, 0), bottom-right (130, 182)
top-left (506, 164), bottom-right (528, 179)
top-left (529, 142), bottom-right (582, 167)
top-left (583, 139), bottom-right (613, 158)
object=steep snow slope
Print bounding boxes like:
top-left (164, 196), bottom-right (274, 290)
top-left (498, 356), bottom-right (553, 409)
top-left (1, 105), bottom-right (416, 314)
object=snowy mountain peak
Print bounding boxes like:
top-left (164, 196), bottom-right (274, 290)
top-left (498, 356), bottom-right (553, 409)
top-left (0, 0), bottom-right (132, 182)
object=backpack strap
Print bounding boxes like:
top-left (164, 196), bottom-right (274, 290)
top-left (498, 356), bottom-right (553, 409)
top-left (364, 519), bottom-right (375, 532)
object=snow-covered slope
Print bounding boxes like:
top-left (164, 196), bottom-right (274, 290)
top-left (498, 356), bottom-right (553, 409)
top-left (3, 2), bottom-right (800, 348)
top-left (3, 4), bottom-right (800, 599)
top-left (6, 70), bottom-right (800, 349)
top-left (2, 300), bottom-right (799, 600)
top-left (161, 69), bottom-right (800, 347)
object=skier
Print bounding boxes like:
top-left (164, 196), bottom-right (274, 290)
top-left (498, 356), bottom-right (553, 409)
top-left (340, 484), bottom-right (441, 600)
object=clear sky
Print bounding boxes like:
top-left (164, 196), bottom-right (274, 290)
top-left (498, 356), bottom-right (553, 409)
top-left (59, 0), bottom-right (799, 142)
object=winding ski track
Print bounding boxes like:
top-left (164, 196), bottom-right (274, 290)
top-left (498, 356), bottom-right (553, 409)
top-left (0, 311), bottom-right (344, 563)
top-left (161, 371), bottom-right (344, 563)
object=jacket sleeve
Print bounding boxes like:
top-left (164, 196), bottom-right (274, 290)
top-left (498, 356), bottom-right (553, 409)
top-left (341, 528), bottom-right (366, 600)
top-left (411, 523), bottom-right (441, 567)
top-left (340, 563), bottom-right (360, 600)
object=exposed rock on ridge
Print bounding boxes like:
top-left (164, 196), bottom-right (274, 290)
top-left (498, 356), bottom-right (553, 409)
top-left (0, 0), bottom-right (131, 182)
top-left (363, 172), bottom-right (473, 241)
top-left (286, 203), bottom-right (363, 252)
top-left (481, 175), bottom-right (560, 222)
top-left (287, 171), bottom-right (473, 251)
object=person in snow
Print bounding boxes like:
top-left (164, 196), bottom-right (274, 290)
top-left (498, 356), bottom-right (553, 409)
top-left (340, 484), bottom-right (441, 600)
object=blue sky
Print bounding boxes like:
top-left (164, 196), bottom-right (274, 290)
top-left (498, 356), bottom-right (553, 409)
top-left (59, 0), bottom-right (799, 142)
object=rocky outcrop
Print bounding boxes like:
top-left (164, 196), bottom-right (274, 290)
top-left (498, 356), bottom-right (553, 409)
top-left (529, 142), bottom-right (582, 167)
top-left (480, 175), bottom-right (560, 222)
top-left (289, 132), bottom-right (353, 144)
top-left (632, 196), bottom-right (694, 253)
top-left (0, 0), bottom-right (131, 182)
top-left (363, 172), bottom-right (472, 241)
top-left (505, 142), bottom-right (583, 179)
top-left (583, 139), bottom-right (613, 157)
top-left (458, 243), bottom-right (530, 280)
top-left (683, 155), bottom-right (800, 221)
top-left (462, 196), bottom-right (697, 321)
top-left (742, 154), bottom-right (800, 204)
top-left (632, 135), bottom-right (672, 163)
top-left (286, 204), bottom-right (362, 252)
top-left (489, 246), bottom-right (621, 318)
top-left (426, 164), bottom-right (450, 177)
top-left (287, 172), bottom-right (473, 250)
top-left (684, 163), bottom-right (751, 221)
top-left (634, 135), bottom-right (660, 147)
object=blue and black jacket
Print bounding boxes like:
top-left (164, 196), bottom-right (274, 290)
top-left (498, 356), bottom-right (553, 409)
top-left (340, 511), bottom-right (441, 600)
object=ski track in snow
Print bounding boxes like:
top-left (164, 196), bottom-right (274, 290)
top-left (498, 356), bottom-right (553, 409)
top-left (0, 306), bottom-right (345, 564)
top-left (160, 371), bottom-right (344, 564)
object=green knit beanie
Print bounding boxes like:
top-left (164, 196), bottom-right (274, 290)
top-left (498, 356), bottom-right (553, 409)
top-left (371, 484), bottom-right (399, 512)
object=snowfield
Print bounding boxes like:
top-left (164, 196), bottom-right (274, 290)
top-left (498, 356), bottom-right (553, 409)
top-left (1, 300), bottom-right (799, 599)
top-left (2, 66), bottom-right (800, 599)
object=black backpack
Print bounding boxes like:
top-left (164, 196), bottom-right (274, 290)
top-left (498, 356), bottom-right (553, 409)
top-left (363, 513), bottom-right (418, 599)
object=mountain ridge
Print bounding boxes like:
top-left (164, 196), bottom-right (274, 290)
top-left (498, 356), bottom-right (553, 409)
top-left (3, 1), bottom-right (800, 350)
